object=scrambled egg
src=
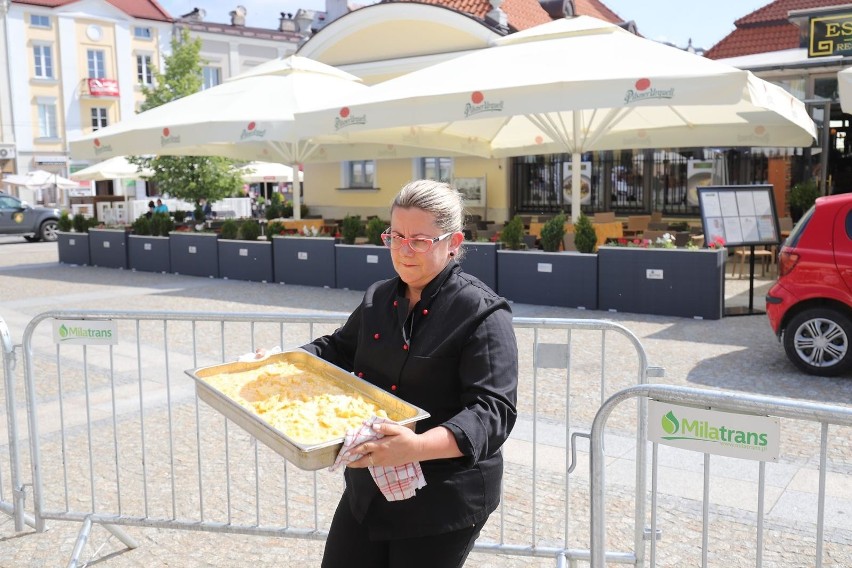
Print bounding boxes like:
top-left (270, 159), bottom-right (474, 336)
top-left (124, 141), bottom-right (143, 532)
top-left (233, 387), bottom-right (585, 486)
top-left (203, 361), bottom-right (388, 444)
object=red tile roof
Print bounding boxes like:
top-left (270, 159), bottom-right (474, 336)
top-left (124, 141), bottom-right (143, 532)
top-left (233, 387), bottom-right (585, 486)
top-left (705, 0), bottom-right (851, 59)
top-left (390, 0), bottom-right (623, 31)
top-left (13, 0), bottom-right (172, 22)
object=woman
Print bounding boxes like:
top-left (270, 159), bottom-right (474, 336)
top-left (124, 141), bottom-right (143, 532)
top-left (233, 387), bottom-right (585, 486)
top-left (302, 179), bottom-right (518, 568)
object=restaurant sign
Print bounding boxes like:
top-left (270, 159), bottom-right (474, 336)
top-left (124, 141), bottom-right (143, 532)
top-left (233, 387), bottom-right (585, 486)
top-left (809, 13), bottom-right (852, 57)
top-left (88, 78), bottom-right (120, 97)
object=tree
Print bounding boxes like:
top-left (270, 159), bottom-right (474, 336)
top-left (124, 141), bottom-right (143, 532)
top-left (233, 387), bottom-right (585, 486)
top-left (130, 28), bottom-right (243, 213)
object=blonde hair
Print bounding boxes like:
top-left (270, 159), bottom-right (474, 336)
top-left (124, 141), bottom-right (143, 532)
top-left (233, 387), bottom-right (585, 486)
top-left (392, 179), bottom-right (466, 259)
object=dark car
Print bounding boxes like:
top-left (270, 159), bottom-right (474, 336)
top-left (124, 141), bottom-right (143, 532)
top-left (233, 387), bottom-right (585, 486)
top-left (0, 191), bottom-right (60, 242)
top-left (766, 193), bottom-right (852, 376)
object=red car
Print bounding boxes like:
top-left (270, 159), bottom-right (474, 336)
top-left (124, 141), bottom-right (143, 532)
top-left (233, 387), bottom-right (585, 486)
top-left (766, 193), bottom-right (852, 376)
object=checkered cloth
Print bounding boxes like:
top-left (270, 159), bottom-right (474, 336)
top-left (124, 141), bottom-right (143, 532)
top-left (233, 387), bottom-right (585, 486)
top-left (329, 416), bottom-right (426, 501)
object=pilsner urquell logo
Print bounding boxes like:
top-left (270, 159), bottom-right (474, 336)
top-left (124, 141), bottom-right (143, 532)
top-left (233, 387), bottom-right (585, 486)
top-left (464, 91), bottom-right (504, 118)
top-left (240, 121), bottom-right (266, 140)
top-left (624, 78), bottom-right (675, 104)
top-left (161, 127), bottom-right (181, 146)
top-left (334, 107), bottom-right (366, 130)
top-left (661, 410), bottom-right (769, 447)
top-left (93, 138), bottom-right (113, 155)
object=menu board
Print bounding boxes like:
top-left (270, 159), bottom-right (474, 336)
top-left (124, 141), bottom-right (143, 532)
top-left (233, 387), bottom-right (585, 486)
top-left (698, 185), bottom-right (780, 247)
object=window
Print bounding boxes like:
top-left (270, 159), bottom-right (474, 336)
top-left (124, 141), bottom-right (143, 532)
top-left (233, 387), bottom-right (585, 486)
top-left (91, 107), bottom-right (108, 130)
top-left (87, 49), bottom-right (105, 78)
top-left (346, 160), bottom-right (375, 188)
top-left (30, 14), bottom-right (50, 28)
top-left (33, 44), bottom-right (53, 78)
top-left (37, 101), bottom-right (58, 138)
top-left (202, 66), bottom-right (221, 90)
top-left (133, 26), bottom-right (152, 40)
top-left (420, 157), bottom-right (453, 182)
top-left (136, 54), bottom-right (153, 85)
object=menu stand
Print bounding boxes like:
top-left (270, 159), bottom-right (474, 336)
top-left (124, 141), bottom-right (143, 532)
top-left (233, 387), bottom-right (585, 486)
top-left (724, 245), bottom-right (765, 317)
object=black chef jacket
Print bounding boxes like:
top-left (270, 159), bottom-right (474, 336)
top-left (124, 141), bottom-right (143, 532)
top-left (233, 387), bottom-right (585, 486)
top-left (302, 261), bottom-right (518, 539)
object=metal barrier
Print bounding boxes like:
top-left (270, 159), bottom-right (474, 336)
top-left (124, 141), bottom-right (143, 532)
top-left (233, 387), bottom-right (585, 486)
top-left (590, 384), bottom-right (852, 568)
top-left (0, 316), bottom-right (35, 532)
top-left (12, 310), bottom-right (659, 566)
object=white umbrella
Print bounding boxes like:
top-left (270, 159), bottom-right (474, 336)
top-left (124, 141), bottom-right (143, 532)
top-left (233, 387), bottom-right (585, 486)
top-left (838, 66), bottom-right (852, 112)
top-left (70, 156), bottom-right (153, 181)
top-left (236, 161), bottom-right (303, 183)
top-left (299, 16), bottom-right (817, 221)
top-left (2, 169), bottom-right (79, 190)
top-left (68, 55), bottom-right (465, 220)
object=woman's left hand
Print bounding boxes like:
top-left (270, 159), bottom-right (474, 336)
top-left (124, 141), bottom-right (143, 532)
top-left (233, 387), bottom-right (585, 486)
top-left (349, 422), bottom-right (422, 468)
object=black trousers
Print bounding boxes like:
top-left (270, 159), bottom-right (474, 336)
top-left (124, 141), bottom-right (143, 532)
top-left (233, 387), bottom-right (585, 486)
top-left (321, 497), bottom-right (486, 568)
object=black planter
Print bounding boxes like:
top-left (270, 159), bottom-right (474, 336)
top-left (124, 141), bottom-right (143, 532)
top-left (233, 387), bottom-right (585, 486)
top-left (497, 250), bottom-right (597, 309)
top-left (460, 242), bottom-right (500, 292)
top-left (88, 228), bottom-right (128, 269)
top-left (128, 235), bottom-right (171, 273)
top-left (169, 232), bottom-right (219, 278)
top-left (335, 244), bottom-right (395, 291)
top-left (273, 236), bottom-right (336, 288)
top-left (57, 232), bottom-right (90, 266)
top-left (597, 246), bottom-right (726, 320)
top-left (218, 239), bottom-right (273, 283)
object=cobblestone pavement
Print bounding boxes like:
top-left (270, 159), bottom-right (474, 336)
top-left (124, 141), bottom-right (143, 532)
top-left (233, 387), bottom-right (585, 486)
top-left (0, 238), bottom-right (850, 567)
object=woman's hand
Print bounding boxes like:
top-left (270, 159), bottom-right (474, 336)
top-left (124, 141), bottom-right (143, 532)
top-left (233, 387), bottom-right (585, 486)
top-left (348, 422), bottom-right (423, 468)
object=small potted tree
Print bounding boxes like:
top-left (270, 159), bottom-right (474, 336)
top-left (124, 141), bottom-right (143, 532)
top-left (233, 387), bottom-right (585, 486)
top-left (57, 213), bottom-right (94, 266)
top-left (336, 214), bottom-right (394, 290)
top-left (128, 213), bottom-right (171, 273)
top-left (789, 178), bottom-right (820, 222)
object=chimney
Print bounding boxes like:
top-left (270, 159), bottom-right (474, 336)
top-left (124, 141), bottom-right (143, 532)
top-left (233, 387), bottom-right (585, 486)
top-left (230, 5), bottom-right (247, 27)
top-left (325, 0), bottom-right (349, 24)
top-left (180, 7), bottom-right (206, 21)
top-left (279, 12), bottom-right (298, 32)
top-left (485, 0), bottom-right (508, 32)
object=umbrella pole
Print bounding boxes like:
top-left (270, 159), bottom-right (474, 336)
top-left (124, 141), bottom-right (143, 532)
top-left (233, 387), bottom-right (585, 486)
top-left (572, 152), bottom-right (582, 223)
top-left (292, 162), bottom-right (301, 221)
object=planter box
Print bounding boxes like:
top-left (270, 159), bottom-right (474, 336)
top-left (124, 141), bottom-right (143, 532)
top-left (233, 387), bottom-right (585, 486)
top-left (460, 242), bottom-right (500, 292)
top-left (597, 246), bottom-right (726, 320)
top-left (335, 244), bottom-right (395, 290)
top-left (128, 235), bottom-right (171, 273)
top-left (88, 228), bottom-right (128, 269)
top-left (57, 232), bottom-right (90, 266)
top-left (497, 250), bottom-right (597, 309)
top-left (169, 232), bottom-right (219, 278)
top-left (218, 239), bottom-right (273, 283)
top-left (273, 236), bottom-right (336, 288)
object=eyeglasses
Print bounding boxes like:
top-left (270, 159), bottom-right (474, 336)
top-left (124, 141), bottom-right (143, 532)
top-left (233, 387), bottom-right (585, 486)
top-left (381, 229), bottom-right (453, 253)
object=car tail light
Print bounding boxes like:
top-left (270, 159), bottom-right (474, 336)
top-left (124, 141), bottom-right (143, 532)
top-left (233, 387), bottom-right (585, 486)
top-left (777, 250), bottom-right (799, 276)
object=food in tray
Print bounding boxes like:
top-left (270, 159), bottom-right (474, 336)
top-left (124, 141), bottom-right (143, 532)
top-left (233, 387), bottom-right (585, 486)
top-left (203, 361), bottom-right (388, 445)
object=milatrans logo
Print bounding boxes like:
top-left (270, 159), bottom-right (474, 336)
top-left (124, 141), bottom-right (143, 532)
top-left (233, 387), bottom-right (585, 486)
top-left (240, 121), bottom-right (266, 140)
top-left (660, 409), bottom-right (768, 449)
top-left (334, 107), bottom-right (367, 131)
top-left (624, 78), bottom-right (675, 104)
top-left (160, 127), bottom-right (181, 147)
top-left (52, 319), bottom-right (118, 345)
top-left (464, 91), bottom-right (504, 118)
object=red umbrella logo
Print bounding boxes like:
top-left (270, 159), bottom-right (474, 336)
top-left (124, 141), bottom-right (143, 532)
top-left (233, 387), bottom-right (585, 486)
top-left (634, 78), bottom-right (651, 91)
top-left (163, 128), bottom-right (170, 137)
top-left (535, 136), bottom-right (544, 144)
top-left (94, 139), bottom-right (101, 147)
top-left (755, 125), bottom-right (766, 136)
top-left (247, 121), bottom-right (256, 131)
top-left (340, 107), bottom-right (350, 118)
top-left (471, 91), bottom-right (484, 104)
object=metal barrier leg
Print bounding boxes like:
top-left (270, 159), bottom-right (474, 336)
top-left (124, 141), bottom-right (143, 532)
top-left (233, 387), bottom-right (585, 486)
top-left (103, 523), bottom-right (140, 549)
top-left (67, 516), bottom-right (93, 568)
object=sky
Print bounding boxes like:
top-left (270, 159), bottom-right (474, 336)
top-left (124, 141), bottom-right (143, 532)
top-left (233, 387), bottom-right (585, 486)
top-left (157, 0), bottom-right (772, 51)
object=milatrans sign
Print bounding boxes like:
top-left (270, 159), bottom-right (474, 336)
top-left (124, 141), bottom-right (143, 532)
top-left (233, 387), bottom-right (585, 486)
top-left (52, 319), bottom-right (118, 345)
top-left (648, 400), bottom-right (780, 462)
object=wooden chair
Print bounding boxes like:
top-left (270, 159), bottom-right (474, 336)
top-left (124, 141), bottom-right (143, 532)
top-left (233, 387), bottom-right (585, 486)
top-left (650, 211), bottom-right (664, 224)
top-left (642, 229), bottom-right (666, 243)
top-left (731, 247), bottom-right (774, 278)
top-left (593, 211), bottom-right (616, 223)
top-left (625, 215), bottom-right (651, 236)
top-left (563, 232), bottom-right (576, 251)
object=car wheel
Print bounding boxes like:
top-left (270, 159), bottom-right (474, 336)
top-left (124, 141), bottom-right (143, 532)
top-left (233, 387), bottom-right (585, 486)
top-left (39, 220), bottom-right (58, 242)
top-left (783, 308), bottom-right (852, 376)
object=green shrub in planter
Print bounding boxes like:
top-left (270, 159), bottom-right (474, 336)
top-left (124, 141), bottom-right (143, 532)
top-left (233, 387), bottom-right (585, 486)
top-left (58, 211), bottom-right (72, 232)
top-left (573, 213), bottom-right (597, 254)
top-left (173, 210), bottom-right (188, 223)
top-left (238, 220), bottom-right (261, 241)
top-left (341, 214), bottom-right (362, 245)
top-left (150, 212), bottom-right (174, 237)
top-left (220, 218), bottom-right (239, 240)
top-left (789, 179), bottom-right (820, 220)
top-left (540, 212), bottom-right (567, 252)
top-left (500, 216), bottom-right (525, 250)
top-left (72, 213), bottom-right (91, 233)
top-left (365, 217), bottom-right (386, 246)
top-left (132, 215), bottom-right (152, 236)
top-left (267, 220), bottom-right (286, 236)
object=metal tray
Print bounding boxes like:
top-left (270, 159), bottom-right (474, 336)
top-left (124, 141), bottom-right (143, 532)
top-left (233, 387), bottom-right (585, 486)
top-left (185, 350), bottom-right (430, 471)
